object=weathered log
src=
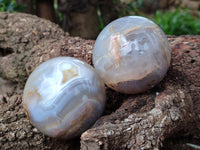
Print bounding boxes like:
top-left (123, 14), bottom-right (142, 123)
top-left (81, 36), bottom-right (200, 149)
top-left (0, 12), bottom-right (199, 150)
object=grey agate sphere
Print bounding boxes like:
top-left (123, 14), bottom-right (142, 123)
top-left (93, 16), bottom-right (171, 94)
top-left (23, 57), bottom-right (105, 139)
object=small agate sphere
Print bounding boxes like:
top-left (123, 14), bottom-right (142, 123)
top-left (23, 57), bottom-right (105, 139)
top-left (93, 16), bottom-right (171, 94)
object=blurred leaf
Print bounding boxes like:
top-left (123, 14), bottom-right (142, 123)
top-left (97, 5), bottom-right (104, 31)
top-left (14, 4), bottom-right (26, 12)
top-left (0, 0), bottom-right (25, 12)
top-left (186, 143), bottom-right (200, 149)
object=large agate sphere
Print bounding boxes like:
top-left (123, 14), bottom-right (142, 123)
top-left (23, 57), bottom-right (105, 139)
top-left (93, 16), bottom-right (171, 94)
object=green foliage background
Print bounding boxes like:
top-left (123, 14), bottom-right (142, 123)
top-left (109, 0), bottom-right (200, 35)
top-left (154, 8), bottom-right (200, 35)
top-left (0, 0), bottom-right (200, 35)
top-left (0, 0), bottom-right (25, 12)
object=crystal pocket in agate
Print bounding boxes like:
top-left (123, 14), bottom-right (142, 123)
top-left (23, 57), bottom-right (105, 139)
top-left (93, 16), bottom-right (171, 94)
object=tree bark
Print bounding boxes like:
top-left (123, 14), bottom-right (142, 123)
top-left (99, 0), bottom-right (118, 25)
top-left (36, 0), bottom-right (55, 22)
top-left (0, 12), bottom-right (199, 150)
top-left (58, 0), bottom-right (100, 39)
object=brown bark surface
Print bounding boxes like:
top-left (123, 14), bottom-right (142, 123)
top-left (36, 0), bottom-right (56, 23)
top-left (0, 12), bottom-right (199, 150)
top-left (57, 0), bottom-right (100, 39)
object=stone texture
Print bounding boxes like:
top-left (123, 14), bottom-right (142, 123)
top-left (0, 12), bottom-right (200, 150)
top-left (0, 12), bottom-right (65, 83)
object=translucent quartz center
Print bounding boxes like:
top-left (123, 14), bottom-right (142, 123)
top-left (23, 57), bottom-right (105, 139)
top-left (93, 16), bottom-right (171, 94)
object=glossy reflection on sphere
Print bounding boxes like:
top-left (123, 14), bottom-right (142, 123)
top-left (93, 16), bottom-right (171, 94)
top-left (23, 57), bottom-right (105, 139)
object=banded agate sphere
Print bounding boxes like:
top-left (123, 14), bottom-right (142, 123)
top-left (23, 57), bottom-right (105, 139)
top-left (93, 16), bottom-right (171, 94)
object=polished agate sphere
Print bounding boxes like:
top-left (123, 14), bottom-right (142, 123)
top-left (93, 16), bottom-right (171, 94)
top-left (23, 57), bottom-right (105, 139)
